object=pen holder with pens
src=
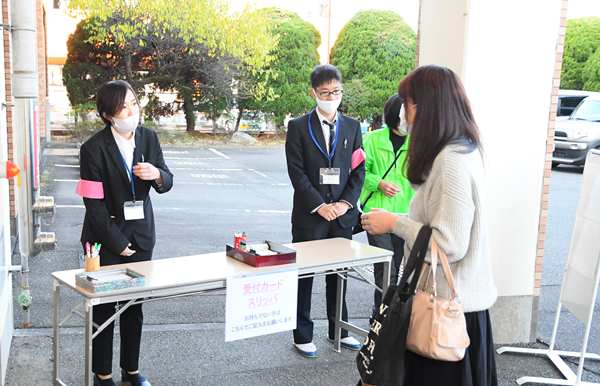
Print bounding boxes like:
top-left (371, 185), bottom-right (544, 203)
top-left (82, 242), bottom-right (101, 272)
top-left (84, 254), bottom-right (100, 272)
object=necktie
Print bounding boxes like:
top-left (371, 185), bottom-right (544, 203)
top-left (323, 120), bottom-right (335, 153)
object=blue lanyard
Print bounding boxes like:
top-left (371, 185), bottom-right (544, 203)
top-left (118, 152), bottom-right (136, 201)
top-left (307, 109), bottom-right (340, 166)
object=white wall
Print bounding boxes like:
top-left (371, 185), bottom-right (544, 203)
top-left (418, 0), bottom-right (469, 77)
top-left (419, 0), bottom-right (562, 297)
top-left (44, 0), bottom-right (80, 59)
top-left (466, 0), bottom-right (561, 296)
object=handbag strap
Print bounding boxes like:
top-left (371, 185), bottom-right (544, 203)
top-left (398, 225), bottom-right (432, 295)
top-left (429, 239), bottom-right (459, 299)
top-left (360, 149), bottom-right (405, 209)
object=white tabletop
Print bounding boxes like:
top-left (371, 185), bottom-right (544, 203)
top-left (52, 238), bottom-right (392, 299)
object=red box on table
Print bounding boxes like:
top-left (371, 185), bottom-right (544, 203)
top-left (226, 241), bottom-right (296, 267)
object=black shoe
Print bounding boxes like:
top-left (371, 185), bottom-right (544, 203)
top-left (93, 375), bottom-right (116, 386)
top-left (121, 370), bottom-right (151, 386)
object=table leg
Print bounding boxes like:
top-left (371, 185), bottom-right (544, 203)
top-left (334, 271), bottom-right (345, 353)
top-left (84, 300), bottom-right (93, 386)
top-left (52, 280), bottom-right (60, 385)
top-left (382, 257), bottom-right (391, 294)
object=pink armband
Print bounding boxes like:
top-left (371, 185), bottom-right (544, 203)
top-left (351, 149), bottom-right (366, 170)
top-left (76, 179), bottom-right (104, 199)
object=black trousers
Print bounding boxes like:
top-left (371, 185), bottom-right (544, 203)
top-left (88, 240), bottom-right (152, 375)
top-left (292, 221), bottom-right (351, 344)
top-left (366, 232), bottom-right (405, 318)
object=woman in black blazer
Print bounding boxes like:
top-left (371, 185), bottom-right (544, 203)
top-left (77, 80), bottom-right (172, 386)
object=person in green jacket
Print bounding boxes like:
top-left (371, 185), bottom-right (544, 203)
top-left (359, 94), bottom-right (414, 317)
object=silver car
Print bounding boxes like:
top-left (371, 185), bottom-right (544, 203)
top-left (553, 94), bottom-right (600, 169)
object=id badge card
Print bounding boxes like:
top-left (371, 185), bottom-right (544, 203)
top-left (123, 201), bottom-right (144, 221)
top-left (320, 168), bottom-right (340, 185)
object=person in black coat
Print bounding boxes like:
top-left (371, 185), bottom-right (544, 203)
top-left (285, 64), bottom-right (366, 358)
top-left (77, 80), bottom-right (172, 386)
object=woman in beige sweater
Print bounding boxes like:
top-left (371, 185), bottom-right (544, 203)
top-left (361, 65), bottom-right (498, 386)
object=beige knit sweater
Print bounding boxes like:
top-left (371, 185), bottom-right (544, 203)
top-left (393, 143), bottom-right (497, 313)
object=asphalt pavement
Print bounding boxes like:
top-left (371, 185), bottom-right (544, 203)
top-left (5, 142), bottom-right (600, 385)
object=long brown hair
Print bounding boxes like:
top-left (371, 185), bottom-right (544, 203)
top-left (398, 65), bottom-right (481, 185)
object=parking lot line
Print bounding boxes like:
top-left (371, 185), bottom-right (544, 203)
top-left (247, 168), bottom-right (269, 179)
top-left (208, 148), bottom-right (230, 160)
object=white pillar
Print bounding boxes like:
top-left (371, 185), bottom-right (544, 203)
top-left (419, 0), bottom-right (563, 343)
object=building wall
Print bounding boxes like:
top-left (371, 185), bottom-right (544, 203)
top-left (2, 0), bottom-right (13, 222)
top-left (0, 0), bottom-right (13, 382)
top-left (45, 0), bottom-right (78, 125)
top-left (0, 2), bottom-right (48, 379)
top-left (1, 0), bottom-right (47, 223)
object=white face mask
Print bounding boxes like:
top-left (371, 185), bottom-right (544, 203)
top-left (315, 96), bottom-right (341, 115)
top-left (397, 104), bottom-right (410, 135)
top-left (112, 113), bottom-right (139, 134)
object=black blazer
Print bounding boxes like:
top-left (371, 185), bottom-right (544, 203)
top-left (285, 110), bottom-right (365, 230)
top-left (79, 125), bottom-right (173, 261)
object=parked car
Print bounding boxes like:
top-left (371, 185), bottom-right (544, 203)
top-left (237, 111), bottom-right (268, 133)
top-left (219, 111), bottom-right (272, 133)
top-left (553, 94), bottom-right (600, 168)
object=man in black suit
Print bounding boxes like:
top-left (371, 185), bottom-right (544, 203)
top-left (285, 64), bottom-right (365, 358)
top-left (78, 80), bottom-right (172, 386)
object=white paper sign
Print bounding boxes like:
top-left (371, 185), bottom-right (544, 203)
top-left (225, 269), bottom-right (298, 342)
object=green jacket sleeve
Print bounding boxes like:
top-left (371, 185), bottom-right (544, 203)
top-left (363, 134), bottom-right (381, 192)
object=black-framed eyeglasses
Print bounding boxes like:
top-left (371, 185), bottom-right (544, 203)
top-left (316, 89), bottom-right (343, 98)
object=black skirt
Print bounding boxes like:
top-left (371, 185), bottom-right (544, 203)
top-left (403, 310), bottom-right (498, 386)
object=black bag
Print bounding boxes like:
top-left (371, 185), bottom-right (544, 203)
top-left (353, 150), bottom-right (405, 235)
top-left (356, 225), bottom-right (432, 386)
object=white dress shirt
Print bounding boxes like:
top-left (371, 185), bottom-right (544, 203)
top-left (111, 127), bottom-right (136, 180)
top-left (310, 109), bottom-right (352, 213)
top-left (316, 109), bottom-right (338, 153)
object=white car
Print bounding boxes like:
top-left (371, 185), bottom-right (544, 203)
top-left (553, 94), bottom-right (600, 168)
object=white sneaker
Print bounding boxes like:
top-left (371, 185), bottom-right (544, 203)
top-left (329, 336), bottom-right (362, 351)
top-left (293, 342), bottom-right (318, 358)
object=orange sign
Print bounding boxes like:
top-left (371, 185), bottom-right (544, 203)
top-left (2, 160), bottom-right (20, 179)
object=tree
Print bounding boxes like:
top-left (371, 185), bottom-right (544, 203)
top-left (68, 0), bottom-right (274, 72)
top-left (63, 14), bottom-right (172, 123)
top-left (582, 47), bottom-right (600, 91)
top-left (238, 8), bottom-right (320, 130)
top-left (561, 17), bottom-right (600, 90)
top-left (67, 0), bottom-right (276, 131)
top-left (62, 18), bottom-right (127, 120)
top-left (140, 23), bottom-right (237, 131)
top-left (330, 10), bottom-right (416, 128)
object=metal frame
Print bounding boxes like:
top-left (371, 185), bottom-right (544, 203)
top-left (52, 256), bottom-right (391, 386)
top-left (497, 250), bottom-right (600, 385)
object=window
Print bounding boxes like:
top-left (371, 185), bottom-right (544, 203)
top-left (571, 99), bottom-right (600, 122)
top-left (558, 96), bottom-right (587, 117)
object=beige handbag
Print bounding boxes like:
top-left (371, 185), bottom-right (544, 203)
top-left (406, 240), bottom-right (470, 361)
